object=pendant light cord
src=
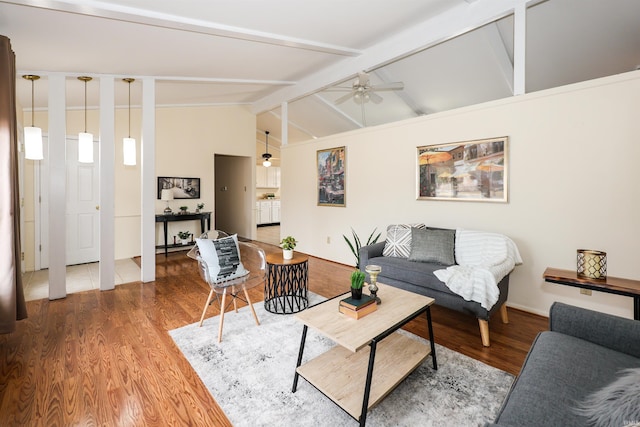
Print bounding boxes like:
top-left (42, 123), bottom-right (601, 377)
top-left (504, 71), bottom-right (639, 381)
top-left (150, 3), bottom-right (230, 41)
top-left (30, 78), bottom-right (35, 127)
top-left (83, 79), bottom-right (87, 133)
top-left (128, 80), bottom-right (131, 138)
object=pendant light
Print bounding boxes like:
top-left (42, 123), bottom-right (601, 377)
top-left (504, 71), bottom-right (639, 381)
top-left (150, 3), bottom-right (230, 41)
top-left (22, 75), bottom-right (43, 160)
top-left (78, 76), bottom-right (93, 163)
top-left (261, 131), bottom-right (272, 167)
top-left (122, 78), bottom-right (136, 166)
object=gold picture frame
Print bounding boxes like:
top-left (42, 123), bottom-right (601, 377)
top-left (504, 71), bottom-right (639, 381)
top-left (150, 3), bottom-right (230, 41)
top-left (317, 146), bottom-right (346, 207)
top-left (417, 136), bottom-right (508, 202)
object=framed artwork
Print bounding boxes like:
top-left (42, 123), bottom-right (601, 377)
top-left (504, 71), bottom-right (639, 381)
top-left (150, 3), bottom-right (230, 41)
top-left (417, 136), bottom-right (508, 202)
top-left (317, 146), bottom-right (346, 207)
top-left (157, 176), bottom-right (201, 199)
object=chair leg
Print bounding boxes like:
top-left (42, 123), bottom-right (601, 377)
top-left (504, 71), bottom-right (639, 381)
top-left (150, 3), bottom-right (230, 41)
top-left (199, 289), bottom-right (215, 327)
top-left (233, 294), bottom-right (238, 313)
top-left (478, 319), bottom-right (490, 347)
top-left (500, 304), bottom-right (509, 324)
top-left (218, 289), bottom-right (227, 343)
top-left (244, 288), bottom-right (260, 326)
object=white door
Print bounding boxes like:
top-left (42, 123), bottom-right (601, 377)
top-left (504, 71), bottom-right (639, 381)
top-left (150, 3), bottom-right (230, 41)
top-left (65, 138), bottom-right (100, 265)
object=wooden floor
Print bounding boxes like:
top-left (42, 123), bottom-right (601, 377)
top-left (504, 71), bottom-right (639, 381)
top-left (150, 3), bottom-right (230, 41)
top-left (0, 243), bottom-right (548, 426)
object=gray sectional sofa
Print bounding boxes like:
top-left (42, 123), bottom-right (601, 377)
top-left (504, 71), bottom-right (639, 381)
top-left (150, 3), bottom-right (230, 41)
top-left (488, 302), bottom-right (640, 427)
top-left (359, 224), bottom-right (517, 346)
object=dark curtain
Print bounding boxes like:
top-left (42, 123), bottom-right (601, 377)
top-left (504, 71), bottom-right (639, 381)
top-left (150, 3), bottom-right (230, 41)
top-left (0, 35), bottom-right (28, 334)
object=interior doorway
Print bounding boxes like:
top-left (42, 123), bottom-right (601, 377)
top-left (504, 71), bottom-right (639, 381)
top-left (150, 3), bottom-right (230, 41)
top-left (214, 154), bottom-right (254, 239)
top-left (37, 136), bottom-right (100, 269)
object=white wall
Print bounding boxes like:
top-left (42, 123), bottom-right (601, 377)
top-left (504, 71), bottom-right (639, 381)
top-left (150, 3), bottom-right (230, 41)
top-left (281, 71), bottom-right (640, 318)
top-left (22, 104), bottom-right (256, 267)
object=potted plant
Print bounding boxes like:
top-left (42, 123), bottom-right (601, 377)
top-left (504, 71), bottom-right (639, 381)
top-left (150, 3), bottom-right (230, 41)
top-left (350, 270), bottom-right (366, 300)
top-left (177, 231), bottom-right (192, 245)
top-left (279, 236), bottom-right (297, 260)
top-left (343, 227), bottom-right (381, 268)
top-left (179, 206), bottom-right (188, 215)
top-left (196, 203), bottom-right (204, 213)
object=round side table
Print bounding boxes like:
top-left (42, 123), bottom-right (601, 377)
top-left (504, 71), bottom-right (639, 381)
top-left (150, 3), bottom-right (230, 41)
top-left (264, 252), bottom-right (309, 314)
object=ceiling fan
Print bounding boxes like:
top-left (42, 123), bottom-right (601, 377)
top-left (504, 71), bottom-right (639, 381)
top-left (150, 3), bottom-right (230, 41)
top-left (327, 71), bottom-right (404, 105)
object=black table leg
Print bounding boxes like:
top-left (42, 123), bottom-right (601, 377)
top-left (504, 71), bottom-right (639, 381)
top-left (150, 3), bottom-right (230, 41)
top-left (359, 339), bottom-right (377, 427)
top-left (163, 222), bottom-right (168, 257)
top-left (292, 325), bottom-right (308, 392)
top-left (634, 296), bottom-right (639, 321)
top-left (426, 306), bottom-right (437, 370)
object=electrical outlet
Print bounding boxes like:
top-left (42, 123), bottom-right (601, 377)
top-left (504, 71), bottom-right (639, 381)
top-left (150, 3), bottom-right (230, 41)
top-left (326, 236), bottom-right (331, 244)
top-left (580, 289), bottom-right (592, 296)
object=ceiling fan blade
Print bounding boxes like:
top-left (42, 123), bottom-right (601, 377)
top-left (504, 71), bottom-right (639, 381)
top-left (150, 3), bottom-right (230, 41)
top-left (371, 82), bottom-right (404, 91)
top-left (335, 91), bottom-right (355, 105)
top-left (323, 86), bottom-right (354, 92)
top-left (369, 91), bottom-right (384, 104)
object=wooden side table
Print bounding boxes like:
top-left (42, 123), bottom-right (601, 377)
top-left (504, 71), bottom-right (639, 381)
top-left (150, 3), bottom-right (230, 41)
top-left (543, 267), bottom-right (640, 320)
top-left (264, 252), bottom-right (309, 314)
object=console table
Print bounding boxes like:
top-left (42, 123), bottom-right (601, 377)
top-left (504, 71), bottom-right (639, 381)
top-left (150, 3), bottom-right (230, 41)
top-left (155, 212), bottom-right (211, 256)
top-left (543, 267), bottom-right (640, 320)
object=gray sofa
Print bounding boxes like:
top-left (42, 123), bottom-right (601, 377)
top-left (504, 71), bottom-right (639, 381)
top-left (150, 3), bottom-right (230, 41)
top-left (359, 240), bottom-right (510, 347)
top-left (489, 302), bottom-right (640, 427)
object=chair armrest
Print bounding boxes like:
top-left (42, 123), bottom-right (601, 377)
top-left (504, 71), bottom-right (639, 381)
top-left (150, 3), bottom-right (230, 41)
top-left (549, 302), bottom-right (640, 358)
top-left (358, 241), bottom-right (386, 270)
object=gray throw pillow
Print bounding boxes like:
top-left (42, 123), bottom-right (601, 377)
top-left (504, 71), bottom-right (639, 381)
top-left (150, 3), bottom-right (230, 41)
top-left (408, 227), bottom-right (456, 265)
top-left (574, 368), bottom-right (640, 427)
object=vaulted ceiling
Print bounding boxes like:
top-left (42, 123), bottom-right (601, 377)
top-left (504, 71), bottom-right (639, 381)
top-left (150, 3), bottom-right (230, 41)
top-left (3, 0), bottom-right (640, 149)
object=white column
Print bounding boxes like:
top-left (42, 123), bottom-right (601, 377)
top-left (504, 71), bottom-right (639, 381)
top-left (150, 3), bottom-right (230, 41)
top-left (280, 101), bottom-right (288, 146)
top-left (513, 3), bottom-right (526, 96)
top-left (99, 77), bottom-right (115, 291)
top-left (141, 78), bottom-right (156, 282)
top-left (48, 74), bottom-right (66, 300)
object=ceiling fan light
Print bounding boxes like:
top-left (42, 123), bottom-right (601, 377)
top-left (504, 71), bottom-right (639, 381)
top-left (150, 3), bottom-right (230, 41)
top-left (78, 132), bottom-right (94, 163)
top-left (123, 137), bottom-right (136, 165)
top-left (24, 126), bottom-right (43, 160)
top-left (262, 159), bottom-right (271, 167)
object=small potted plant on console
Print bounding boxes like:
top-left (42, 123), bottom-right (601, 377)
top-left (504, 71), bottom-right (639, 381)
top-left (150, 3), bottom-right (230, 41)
top-left (177, 231), bottom-right (192, 245)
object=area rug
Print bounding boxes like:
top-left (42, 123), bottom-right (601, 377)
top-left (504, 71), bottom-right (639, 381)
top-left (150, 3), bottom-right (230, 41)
top-left (169, 294), bottom-right (513, 427)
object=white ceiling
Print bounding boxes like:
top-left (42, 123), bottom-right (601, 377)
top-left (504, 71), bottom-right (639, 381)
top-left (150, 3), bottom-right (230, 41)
top-left (3, 0), bottom-right (640, 147)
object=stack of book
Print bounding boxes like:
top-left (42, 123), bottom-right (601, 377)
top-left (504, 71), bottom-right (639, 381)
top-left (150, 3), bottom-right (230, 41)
top-left (338, 294), bottom-right (377, 319)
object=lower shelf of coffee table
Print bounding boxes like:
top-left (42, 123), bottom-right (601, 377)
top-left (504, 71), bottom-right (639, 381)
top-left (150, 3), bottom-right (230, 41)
top-left (296, 332), bottom-right (430, 419)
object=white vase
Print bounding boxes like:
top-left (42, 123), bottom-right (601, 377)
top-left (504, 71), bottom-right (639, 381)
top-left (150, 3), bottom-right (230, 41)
top-left (283, 249), bottom-right (293, 260)
top-left (181, 239), bottom-right (190, 245)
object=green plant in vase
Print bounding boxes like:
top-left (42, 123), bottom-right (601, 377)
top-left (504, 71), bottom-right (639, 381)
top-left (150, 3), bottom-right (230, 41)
top-left (196, 203), bottom-right (204, 213)
top-left (279, 236), bottom-right (297, 260)
top-left (343, 227), bottom-right (381, 268)
top-left (177, 231), bottom-right (192, 245)
top-left (350, 270), bottom-right (366, 300)
top-left (179, 206), bottom-right (188, 214)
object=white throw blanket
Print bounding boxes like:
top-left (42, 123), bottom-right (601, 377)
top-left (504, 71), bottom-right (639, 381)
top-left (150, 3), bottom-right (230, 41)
top-left (434, 229), bottom-right (523, 310)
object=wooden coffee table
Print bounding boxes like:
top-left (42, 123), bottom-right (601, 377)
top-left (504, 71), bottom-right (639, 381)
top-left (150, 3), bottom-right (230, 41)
top-left (292, 283), bottom-right (437, 426)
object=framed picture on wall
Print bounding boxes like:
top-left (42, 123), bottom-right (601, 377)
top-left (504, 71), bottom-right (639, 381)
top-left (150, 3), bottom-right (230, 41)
top-left (157, 176), bottom-right (201, 199)
top-left (417, 136), bottom-right (508, 202)
top-left (317, 146), bottom-right (346, 207)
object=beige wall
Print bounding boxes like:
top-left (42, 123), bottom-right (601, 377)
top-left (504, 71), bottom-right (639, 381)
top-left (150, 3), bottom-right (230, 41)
top-left (281, 71), bottom-right (640, 318)
top-left (22, 104), bottom-right (256, 268)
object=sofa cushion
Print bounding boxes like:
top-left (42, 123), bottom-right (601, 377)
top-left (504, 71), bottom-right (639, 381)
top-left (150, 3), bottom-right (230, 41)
top-left (195, 234), bottom-right (249, 283)
top-left (368, 256), bottom-right (453, 295)
top-left (494, 331), bottom-right (640, 427)
top-left (382, 223), bottom-right (425, 258)
top-left (408, 227), bottom-right (456, 265)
